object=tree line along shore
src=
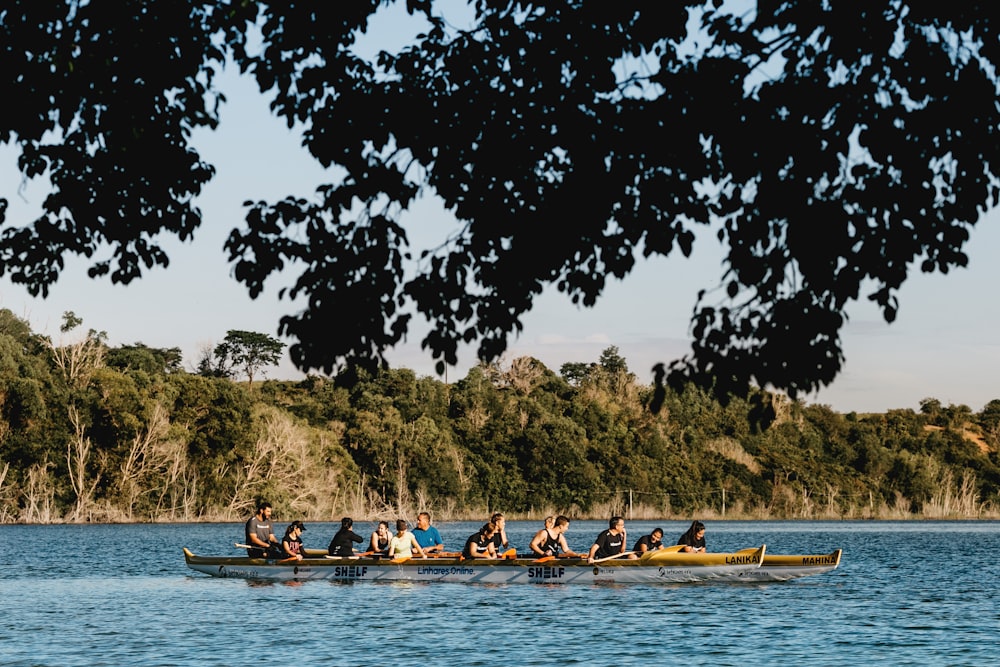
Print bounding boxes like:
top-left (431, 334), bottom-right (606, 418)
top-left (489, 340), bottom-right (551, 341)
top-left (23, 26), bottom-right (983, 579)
top-left (1, 309), bottom-right (998, 524)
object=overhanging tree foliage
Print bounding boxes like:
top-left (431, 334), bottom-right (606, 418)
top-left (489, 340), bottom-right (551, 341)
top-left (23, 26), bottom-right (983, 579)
top-left (1, 1), bottom-right (998, 403)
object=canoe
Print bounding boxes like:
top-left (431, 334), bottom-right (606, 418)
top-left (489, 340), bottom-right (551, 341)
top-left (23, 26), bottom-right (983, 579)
top-left (183, 545), bottom-right (769, 584)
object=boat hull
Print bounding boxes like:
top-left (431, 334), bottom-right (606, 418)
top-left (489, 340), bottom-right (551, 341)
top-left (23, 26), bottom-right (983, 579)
top-left (183, 546), bottom-right (768, 584)
top-left (747, 549), bottom-right (843, 581)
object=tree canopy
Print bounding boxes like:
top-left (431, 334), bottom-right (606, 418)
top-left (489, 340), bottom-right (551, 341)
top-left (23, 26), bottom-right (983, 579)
top-left (1, 1), bottom-right (998, 402)
top-left (204, 329), bottom-right (285, 390)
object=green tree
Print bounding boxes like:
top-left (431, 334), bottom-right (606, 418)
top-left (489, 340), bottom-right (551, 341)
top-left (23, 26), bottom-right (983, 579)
top-left (208, 330), bottom-right (285, 392)
top-left (559, 362), bottom-right (590, 387)
top-left (2, 3), bottom-right (998, 403)
top-left (978, 400), bottom-right (1000, 449)
top-left (598, 346), bottom-right (629, 376)
top-left (106, 344), bottom-right (183, 375)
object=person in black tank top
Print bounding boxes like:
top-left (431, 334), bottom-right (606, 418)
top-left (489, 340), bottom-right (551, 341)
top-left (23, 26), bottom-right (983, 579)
top-left (369, 520), bottom-right (391, 556)
top-left (529, 515), bottom-right (577, 557)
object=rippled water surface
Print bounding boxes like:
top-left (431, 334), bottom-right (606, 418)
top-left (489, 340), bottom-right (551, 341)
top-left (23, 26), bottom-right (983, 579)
top-left (3, 520), bottom-right (998, 666)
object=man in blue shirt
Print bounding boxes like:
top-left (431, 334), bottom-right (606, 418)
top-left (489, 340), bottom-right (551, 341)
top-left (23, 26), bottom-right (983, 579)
top-left (412, 511), bottom-right (444, 553)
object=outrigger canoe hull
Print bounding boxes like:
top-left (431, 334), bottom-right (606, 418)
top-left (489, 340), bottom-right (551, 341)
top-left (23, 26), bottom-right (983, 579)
top-left (184, 546), bottom-right (779, 584)
top-left (753, 549), bottom-right (843, 581)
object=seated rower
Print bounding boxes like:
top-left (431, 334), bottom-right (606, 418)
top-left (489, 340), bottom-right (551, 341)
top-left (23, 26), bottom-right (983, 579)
top-left (633, 527), bottom-right (664, 555)
top-left (677, 520), bottom-right (707, 553)
top-left (489, 512), bottom-right (511, 556)
top-left (369, 520), bottom-right (391, 557)
top-left (245, 501), bottom-right (282, 558)
top-left (328, 516), bottom-right (364, 556)
top-left (412, 512), bottom-right (445, 554)
top-left (462, 522), bottom-right (499, 559)
top-left (388, 519), bottom-right (427, 559)
top-left (281, 520), bottom-right (307, 560)
top-left (529, 515), bottom-right (577, 557)
top-left (587, 516), bottom-right (628, 564)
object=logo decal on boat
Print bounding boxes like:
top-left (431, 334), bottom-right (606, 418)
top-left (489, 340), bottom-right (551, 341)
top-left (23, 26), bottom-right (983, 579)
top-left (416, 566), bottom-right (474, 576)
top-left (217, 565), bottom-right (260, 578)
top-left (332, 566), bottom-right (368, 578)
top-left (527, 566), bottom-right (565, 579)
top-left (801, 556), bottom-right (837, 565)
top-left (724, 554), bottom-right (760, 564)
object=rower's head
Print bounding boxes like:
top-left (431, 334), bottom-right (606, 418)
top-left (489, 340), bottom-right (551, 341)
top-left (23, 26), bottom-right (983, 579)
top-left (554, 515), bottom-right (570, 533)
top-left (341, 517), bottom-right (353, 529)
top-left (491, 512), bottom-right (505, 529)
top-left (610, 516), bottom-right (625, 532)
top-left (651, 528), bottom-right (663, 542)
top-left (395, 519), bottom-right (408, 534)
top-left (416, 512), bottom-right (431, 529)
top-left (256, 501), bottom-right (272, 518)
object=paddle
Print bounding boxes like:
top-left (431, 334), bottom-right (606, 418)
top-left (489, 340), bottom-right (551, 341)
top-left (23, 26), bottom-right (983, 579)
top-left (325, 550), bottom-right (374, 559)
top-left (592, 551), bottom-right (636, 564)
top-left (235, 542), bottom-right (293, 559)
top-left (236, 541), bottom-right (282, 552)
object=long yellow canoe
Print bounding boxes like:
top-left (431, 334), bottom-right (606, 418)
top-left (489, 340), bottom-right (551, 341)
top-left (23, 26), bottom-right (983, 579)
top-left (183, 545), bottom-right (768, 584)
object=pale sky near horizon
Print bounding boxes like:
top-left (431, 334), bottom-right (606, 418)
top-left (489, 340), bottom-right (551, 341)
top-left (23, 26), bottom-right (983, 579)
top-left (3, 8), bottom-right (1000, 416)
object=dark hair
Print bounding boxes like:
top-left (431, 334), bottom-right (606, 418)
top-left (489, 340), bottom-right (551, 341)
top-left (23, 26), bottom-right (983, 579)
top-left (284, 520), bottom-right (305, 537)
top-left (341, 517), bottom-right (353, 529)
top-left (652, 527), bottom-right (663, 538)
top-left (396, 519), bottom-right (408, 532)
top-left (682, 520), bottom-right (705, 542)
top-left (256, 500), bottom-right (271, 513)
top-left (490, 512), bottom-right (504, 523)
top-left (377, 520), bottom-right (389, 530)
top-left (480, 521), bottom-right (497, 536)
top-left (554, 515), bottom-right (570, 528)
top-left (609, 516), bottom-right (624, 529)
top-left (418, 512), bottom-right (430, 521)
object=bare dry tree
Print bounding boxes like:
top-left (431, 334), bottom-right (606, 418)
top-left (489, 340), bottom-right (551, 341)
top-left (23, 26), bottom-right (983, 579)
top-left (117, 402), bottom-right (171, 520)
top-left (66, 404), bottom-right (101, 521)
top-left (21, 461), bottom-right (56, 524)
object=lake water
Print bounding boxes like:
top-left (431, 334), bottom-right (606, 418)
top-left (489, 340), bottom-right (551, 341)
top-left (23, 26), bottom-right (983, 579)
top-left (2, 520), bottom-right (997, 666)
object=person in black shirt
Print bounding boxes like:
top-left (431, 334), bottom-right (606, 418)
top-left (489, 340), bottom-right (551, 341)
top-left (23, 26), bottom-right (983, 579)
top-left (328, 517), bottom-right (364, 556)
top-left (587, 516), bottom-right (628, 563)
top-left (462, 522), bottom-right (498, 559)
top-left (633, 527), bottom-right (664, 555)
top-left (281, 520), bottom-right (307, 560)
top-left (677, 520), bottom-right (707, 553)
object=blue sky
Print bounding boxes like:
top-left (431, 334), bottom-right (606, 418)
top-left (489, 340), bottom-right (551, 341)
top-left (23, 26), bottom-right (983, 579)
top-left (2, 8), bottom-right (1000, 415)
